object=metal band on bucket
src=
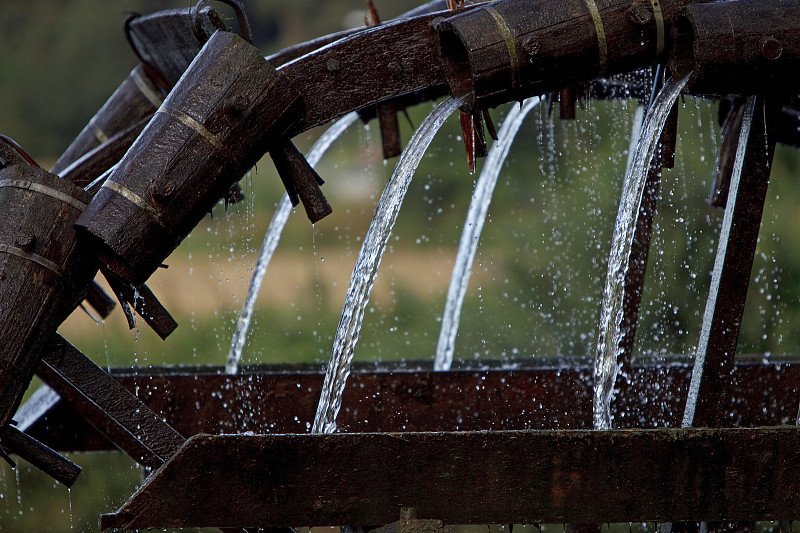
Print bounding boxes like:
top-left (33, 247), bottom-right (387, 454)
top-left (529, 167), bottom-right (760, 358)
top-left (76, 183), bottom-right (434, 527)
top-left (159, 106), bottom-right (226, 152)
top-left (132, 67), bottom-right (165, 110)
top-left (650, 0), bottom-right (665, 57)
top-left (584, 0), bottom-right (608, 74)
top-left (0, 179), bottom-right (87, 211)
top-left (102, 180), bottom-right (165, 228)
top-left (0, 243), bottom-right (63, 277)
top-left (89, 117), bottom-right (109, 144)
top-left (485, 6), bottom-right (520, 91)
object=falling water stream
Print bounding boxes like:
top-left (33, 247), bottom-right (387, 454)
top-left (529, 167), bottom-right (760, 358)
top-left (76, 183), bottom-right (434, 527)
top-left (312, 97), bottom-right (461, 434)
top-left (681, 95), bottom-right (757, 428)
top-left (434, 97), bottom-right (540, 371)
top-left (593, 74), bottom-right (689, 430)
top-left (225, 112), bottom-right (360, 374)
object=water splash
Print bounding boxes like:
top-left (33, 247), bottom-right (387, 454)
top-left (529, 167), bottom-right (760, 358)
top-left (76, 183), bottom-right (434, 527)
top-left (312, 97), bottom-right (462, 434)
top-left (434, 98), bottom-right (540, 371)
top-left (682, 95), bottom-right (757, 428)
top-left (225, 112), bottom-right (359, 374)
top-left (593, 74), bottom-right (689, 430)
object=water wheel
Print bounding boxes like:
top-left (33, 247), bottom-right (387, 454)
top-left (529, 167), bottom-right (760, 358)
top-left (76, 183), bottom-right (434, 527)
top-left (4, 0), bottom-right (800, 530)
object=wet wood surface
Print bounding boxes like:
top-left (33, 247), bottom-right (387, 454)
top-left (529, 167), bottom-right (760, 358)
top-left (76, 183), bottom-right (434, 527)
top-left (126, 7), bottom-right (226, 89)
top-left (435, 0), bottom-right (680, 110)
top-left (50, 64), bottom-right (162, 176)
top-left (50, 7), bottom-right (224, 176)
top-left (0, 424), bottom-right (80, 488)
top-left (58, 116), bottom-right (150, 187)
top-left (0, 164), bottom-right (97, 426)
top-left (20, 359), bottom-right (800, 453)
top-left (280, 8), bottom-right (476, 136)
top-left (77, 30), bottom-right (302, 284)
top-left (688, 99), bottom-right (778, 428)
top-left (36, 336), bottom-right (185, 469)
top-left (671, 0), bottom-right (800, 94)
top-left (100, 425), bottom-right (800, 529)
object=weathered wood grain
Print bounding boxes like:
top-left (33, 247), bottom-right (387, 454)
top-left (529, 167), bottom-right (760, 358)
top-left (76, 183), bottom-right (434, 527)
top-left (36, 336), bottom-right (185, 469)
top-left (50, 64), bottom-right (163, 176)
top-left (279, 8), bottom-right (478, 136)
top-left (670, 0), bottom-right (800, 95)
top-left (77, 30), bottom-right (302, 284)
top-left (435, 0), bottom-right (679, 111)
top-left (51, 7), bottom-right (224, 178)
top-left (126, 7), bottom-right (226, 89)
top-left (100, 426), bottom-right (800, 529)
top-left (0, 424), bottom-right (80, 488)
top-left (58, 116), bottom-right (150, 187)
top-left (0, 164), bottom-right (97, 426)
top-left (19, 359), bottom-right (800, 453)
top-left (270, 139), bottom-right (332, 222)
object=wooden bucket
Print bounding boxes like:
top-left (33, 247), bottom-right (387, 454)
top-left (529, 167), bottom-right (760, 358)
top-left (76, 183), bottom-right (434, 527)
top-left (0, 163), bottom-right (96, 426)
top-left (435, 0), bottom-right (668, 110)
top-left (50, 7), bottom-right (225, 176)
top-left (77, 30), bottom-right (302, 285)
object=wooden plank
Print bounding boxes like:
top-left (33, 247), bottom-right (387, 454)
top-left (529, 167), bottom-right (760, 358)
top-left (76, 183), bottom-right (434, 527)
top-left (269, 139), bottom-right (332, 222)
top-left (19, 359), bottom-right (800, 453)
top-left (279, 9), bottom-right (474, 136)
top-left (100, 426), bottom-right (800, 529)
top-left (102, 269), bottom-right (178, 339)
top-left (35, 336), bottom-right (185, 469)
top-left (84, 281), bottom-right (116, 319)
top-left (686, 99), bottom-right (778, 428)
top-left (0, 424), bottom-right (80, 488)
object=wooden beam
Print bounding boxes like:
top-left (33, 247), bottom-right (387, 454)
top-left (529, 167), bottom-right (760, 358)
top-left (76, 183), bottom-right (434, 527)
top-left (100, 426), bottom-right (800, 530)
top-left (36, 336), bottom-right (185, 469)
top-left (685, 98), bottom-right (778, 428)
top-left (19, 359), bottom-right (800, 453)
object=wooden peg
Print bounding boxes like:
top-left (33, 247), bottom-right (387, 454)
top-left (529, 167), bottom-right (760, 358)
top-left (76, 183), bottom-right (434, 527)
top-left (270, 139), bottom-right (332, 223)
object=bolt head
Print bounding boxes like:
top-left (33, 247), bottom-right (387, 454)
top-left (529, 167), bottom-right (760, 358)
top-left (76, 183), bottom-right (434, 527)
top-left (14, 230), bottom-right (35, 252)
top-left (760, 36), bottom-right (783, 61)
top-left (151, 179), bottom-right (176, 203)
top-left (627, 3), bottom-right (653, 26)
top-left (225, 94), bottom-right (250, 116)
top-left (387, 61), bottom-right (403, 78)
top-left (521, 35), bottom-right (541, 60)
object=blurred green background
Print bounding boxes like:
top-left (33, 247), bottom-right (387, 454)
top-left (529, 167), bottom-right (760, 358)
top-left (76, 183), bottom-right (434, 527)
top-left (2, 0), bottom-right (800, 531)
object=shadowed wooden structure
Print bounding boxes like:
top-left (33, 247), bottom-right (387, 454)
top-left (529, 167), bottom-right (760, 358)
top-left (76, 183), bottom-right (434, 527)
top-left (3, 0), bottom-right (800, 529)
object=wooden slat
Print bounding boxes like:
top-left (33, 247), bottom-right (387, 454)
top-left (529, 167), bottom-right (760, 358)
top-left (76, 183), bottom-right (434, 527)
top-left (35, 336), bottom-right (185, 469)
top-left (100, 426), bottom-right (800, 529)
top-left (687, 99), bottom-right (778, 428)
top-left (0, 424), bottom-right (81, 488)
top-left (18, 359), bottom-right (800, 453)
